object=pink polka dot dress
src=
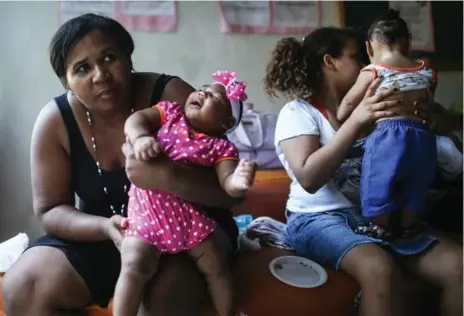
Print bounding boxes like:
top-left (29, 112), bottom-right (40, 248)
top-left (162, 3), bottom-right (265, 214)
top-left (125, 101), bottom-right (239, 254)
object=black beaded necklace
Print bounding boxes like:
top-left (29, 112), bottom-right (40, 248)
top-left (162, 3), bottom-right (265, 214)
top-left (85, 106), bottom-right (134, 215)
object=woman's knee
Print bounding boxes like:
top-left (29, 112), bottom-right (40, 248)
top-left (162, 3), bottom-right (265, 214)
top-left (3, 247), bottom-right (56, 313)
top-left (363, 253), bottom-right (401, 282)
top-left (141, 254), bottom-right (206, 316)
top-left (341, 243), bottom-right (402, 287)
top-left (3, 246), bottom-right (91, 314)
top-left (2, 260), bottom-right (37, 312)
top-left (439, 245), bottom-right (463, 286)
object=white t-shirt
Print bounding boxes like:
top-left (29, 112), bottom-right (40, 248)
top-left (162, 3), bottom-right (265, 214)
top-left (274, 99), bottom-right (353, 213)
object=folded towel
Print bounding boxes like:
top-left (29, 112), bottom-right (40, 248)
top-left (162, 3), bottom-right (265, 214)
top-left (0, 233), bottom-right (29, 272)
top-left (239, 216), bottom-right (293, 251)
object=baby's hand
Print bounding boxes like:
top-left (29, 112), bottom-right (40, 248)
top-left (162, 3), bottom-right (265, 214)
top-left (229, 159), bottom-right (257, 193)
top-left (133, 136), bottom-right (161, 161)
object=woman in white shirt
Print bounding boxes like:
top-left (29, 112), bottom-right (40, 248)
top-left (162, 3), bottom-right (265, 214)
top-left (263, 27), bottom-right (462, 316)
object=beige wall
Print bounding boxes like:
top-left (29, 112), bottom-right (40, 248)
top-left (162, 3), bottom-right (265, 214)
top-left (0, 1), bottom-right (462, 241)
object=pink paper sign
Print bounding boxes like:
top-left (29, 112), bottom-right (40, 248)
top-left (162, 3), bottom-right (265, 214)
top-left (59, 1), bottom-right (178, 33)
top-left (115, 1), bottom-right (178, 33)
top-left (219, 1), bottom-right (321, 34)
top-left (388, 1), bottom-right (435, 52)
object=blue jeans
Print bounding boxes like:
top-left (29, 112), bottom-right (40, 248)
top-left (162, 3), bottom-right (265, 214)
top-left (286, 208), bottom-right (437, 270)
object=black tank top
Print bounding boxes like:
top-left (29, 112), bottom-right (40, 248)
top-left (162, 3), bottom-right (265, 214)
top-left (55, 75), bottom-right (238, 247)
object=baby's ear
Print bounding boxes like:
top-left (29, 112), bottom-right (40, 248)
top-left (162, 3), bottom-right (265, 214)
top-left (222, 116), bottom-right (236, 131)
top-left (366, 41), bottom-right (374, 58)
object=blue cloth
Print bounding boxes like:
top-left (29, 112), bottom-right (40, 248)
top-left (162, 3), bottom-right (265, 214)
top-left (361, 119), bottom-right (437, 218)
top-left (286, 208), bottom-right (437, 270)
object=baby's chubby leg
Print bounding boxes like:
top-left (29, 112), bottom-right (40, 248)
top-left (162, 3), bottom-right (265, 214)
top-left (113, 236), bottom-right (160, 316)
top-left (188, 234), bottom-right (234, 316)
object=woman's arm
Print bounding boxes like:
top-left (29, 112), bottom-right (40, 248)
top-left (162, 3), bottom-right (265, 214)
top-left (282, 80), bottom-right (400, 193)
top-left (419, 69), bottom-right (462, 134)
top-left (31, 101), bottom-right (110, 241)
top-left (280, 121), bottom-right (362, 193)
top-left (124, 151), bottom-right (241, 208)
top-left (338, 71), bottom-right (375, 122)
top-left (430, 101), bottom-right (463, 135)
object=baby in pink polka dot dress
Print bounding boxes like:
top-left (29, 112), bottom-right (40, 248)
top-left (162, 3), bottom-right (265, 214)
top-left (113, 71), bottom-right (255, 316)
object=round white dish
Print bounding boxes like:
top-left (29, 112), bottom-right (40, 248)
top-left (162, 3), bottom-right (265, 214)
top-left (269, 255), bottom-right (328, 288)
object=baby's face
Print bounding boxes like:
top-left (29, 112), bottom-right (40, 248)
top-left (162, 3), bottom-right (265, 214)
top-left (184, 83), bottom-right (235, 136)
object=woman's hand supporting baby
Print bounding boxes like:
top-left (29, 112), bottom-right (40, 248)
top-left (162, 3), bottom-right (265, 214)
top-left (102, 215), bottom-right (129, 250)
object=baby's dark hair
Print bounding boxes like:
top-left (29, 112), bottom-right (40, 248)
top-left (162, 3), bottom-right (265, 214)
top-left (367, 9), bottom-right (411, 45)
top-left (263, 27), bottom-right (359, 100)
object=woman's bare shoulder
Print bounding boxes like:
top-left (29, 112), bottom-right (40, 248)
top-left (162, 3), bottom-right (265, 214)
top-left (131, 72), bottom-right (194, 107)
top-left (35, 98), bottom-right (64, 131)
top-left (132, 72), bottom-right (192, 89)
top-left (32, 96), bottom-right (69, 152)
top-left (132, 72), bottom-right (160, 91)
top-left (131, 72), bottom-right (160, 109)
top-left (160, 76), bottom-right (195, 105)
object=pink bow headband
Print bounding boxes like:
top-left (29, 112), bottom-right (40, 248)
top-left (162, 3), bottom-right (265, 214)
top-left (212, 70), bottom-right (248, 134)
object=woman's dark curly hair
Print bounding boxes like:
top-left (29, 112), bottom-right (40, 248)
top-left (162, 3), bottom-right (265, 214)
top-left (263, 27), bottom-right (359, 101)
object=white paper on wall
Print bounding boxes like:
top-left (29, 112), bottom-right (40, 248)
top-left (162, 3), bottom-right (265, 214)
top-left (59, 0), bottom-right (178, 33)
top-left (59, 0), bottom-right (115, 22)
top-left (389, 1), bottom-right (435, 51)
top-left (116, 1), bottom-right (178, 32)
top-left (219, 1), bottom-right (321, 34)
top-left (272, 1), bottom-right (320, 28)
top-left (121, 0), bottom-right (176, 15)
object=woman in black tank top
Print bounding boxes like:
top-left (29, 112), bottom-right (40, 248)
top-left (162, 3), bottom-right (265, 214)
top-left (3, 14), bottom-right (239, 316)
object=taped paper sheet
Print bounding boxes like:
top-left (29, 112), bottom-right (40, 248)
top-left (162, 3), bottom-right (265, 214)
top-left (59, 1), bottom-right (178, 33)
top-left (219, 1), bottom-right (321, 34)
top-left (389, 1), bottom-right (435, 51)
